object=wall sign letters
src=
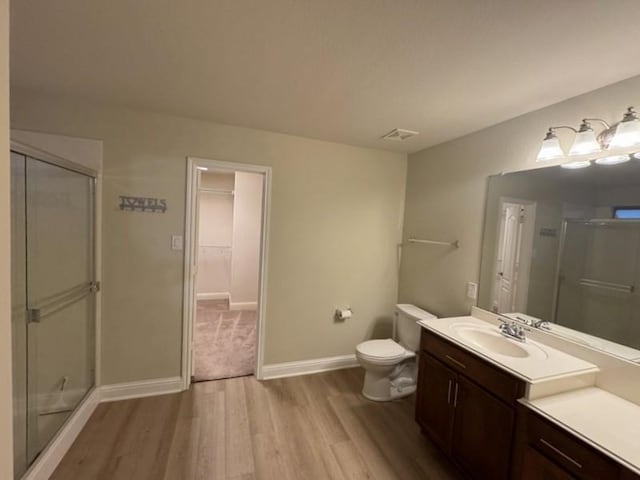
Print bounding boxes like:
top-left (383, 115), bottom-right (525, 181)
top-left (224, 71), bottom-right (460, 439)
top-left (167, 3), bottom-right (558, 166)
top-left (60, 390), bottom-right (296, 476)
top-left (119, 196), bottom-right (167, 213)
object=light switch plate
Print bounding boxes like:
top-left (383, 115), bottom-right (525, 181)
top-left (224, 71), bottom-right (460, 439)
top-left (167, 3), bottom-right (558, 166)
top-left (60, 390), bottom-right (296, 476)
top-left (466, 282), bottom-right (478, 300)
top-left (171, 235), bottom-right (183, 251)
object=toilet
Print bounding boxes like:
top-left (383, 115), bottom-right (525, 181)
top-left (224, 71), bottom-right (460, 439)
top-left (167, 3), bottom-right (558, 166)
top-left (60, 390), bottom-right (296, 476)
top-left (355, 304), bottom-right (436, 401)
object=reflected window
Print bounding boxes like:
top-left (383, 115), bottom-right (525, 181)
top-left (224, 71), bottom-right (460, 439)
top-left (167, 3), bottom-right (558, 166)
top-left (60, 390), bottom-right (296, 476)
top-left (613, 207), bottom-right (640, 219)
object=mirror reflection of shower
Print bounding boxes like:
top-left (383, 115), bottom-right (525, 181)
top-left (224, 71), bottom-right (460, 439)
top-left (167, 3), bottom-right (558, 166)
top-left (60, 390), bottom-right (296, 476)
top-left (553, 218), bottom-right (640, 350)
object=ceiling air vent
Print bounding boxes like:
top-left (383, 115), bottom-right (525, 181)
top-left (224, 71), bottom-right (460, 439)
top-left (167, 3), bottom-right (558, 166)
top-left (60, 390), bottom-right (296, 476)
top-left (381, 128), bottom-right (419, 141)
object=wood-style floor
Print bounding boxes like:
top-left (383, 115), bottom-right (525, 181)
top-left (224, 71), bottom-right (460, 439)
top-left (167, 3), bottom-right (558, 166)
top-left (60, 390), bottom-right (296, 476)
top-left (51, 368), bottom-right (462, 480)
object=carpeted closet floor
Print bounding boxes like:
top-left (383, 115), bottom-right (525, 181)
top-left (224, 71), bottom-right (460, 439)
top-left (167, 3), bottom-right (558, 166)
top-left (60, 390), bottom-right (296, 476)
top-left (193, 299), bottom-right (256, 381)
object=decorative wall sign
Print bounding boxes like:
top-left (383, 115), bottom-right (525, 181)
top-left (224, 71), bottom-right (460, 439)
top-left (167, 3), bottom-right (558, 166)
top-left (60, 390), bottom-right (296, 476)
top-left (539, 227), bottom-right (557, 237)
top-left (119, 196), bottom-right (167, 213)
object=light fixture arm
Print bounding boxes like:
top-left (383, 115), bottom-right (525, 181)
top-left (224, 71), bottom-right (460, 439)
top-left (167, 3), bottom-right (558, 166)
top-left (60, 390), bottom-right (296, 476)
top-left (581, 118), bottom-right (610, 130)
top-left (548, 125), bottom-right (578, 135)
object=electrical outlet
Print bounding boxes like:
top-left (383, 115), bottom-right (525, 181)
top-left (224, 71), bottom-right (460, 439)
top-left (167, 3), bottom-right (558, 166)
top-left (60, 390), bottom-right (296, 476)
top-left (171, 235), bottom-right (183, 251)
top-left (466, 282), bottom-right (478, 300)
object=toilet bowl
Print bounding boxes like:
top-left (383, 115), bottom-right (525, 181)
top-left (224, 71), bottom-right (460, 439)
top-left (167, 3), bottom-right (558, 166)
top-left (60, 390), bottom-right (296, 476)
top-left (355, 304), bottom-right (436, 401)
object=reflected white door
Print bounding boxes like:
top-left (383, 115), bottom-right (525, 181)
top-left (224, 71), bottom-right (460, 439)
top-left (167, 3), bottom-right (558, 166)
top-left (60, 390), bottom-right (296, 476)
top-left (494, 203), bottom-right (524, 313)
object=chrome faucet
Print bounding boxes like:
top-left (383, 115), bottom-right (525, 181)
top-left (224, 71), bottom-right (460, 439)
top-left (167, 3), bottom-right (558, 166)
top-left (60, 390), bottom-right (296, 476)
top-left (514, 315), bottom-right (551, 331)
top-left (533, 320), bottom-right (552, 331)
top-left (498, 318), bottom-right (526, 342)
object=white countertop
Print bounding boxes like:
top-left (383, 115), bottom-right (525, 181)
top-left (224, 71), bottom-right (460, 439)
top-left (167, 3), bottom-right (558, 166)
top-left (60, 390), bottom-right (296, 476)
top-left (417, 315), bottom-right (599, 383)
top-left (524, 388), bottom-right (640, 474)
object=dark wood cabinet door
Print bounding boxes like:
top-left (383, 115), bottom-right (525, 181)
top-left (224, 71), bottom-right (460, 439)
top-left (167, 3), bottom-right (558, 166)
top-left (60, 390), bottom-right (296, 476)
top-left (451, 376), bottom-right (514, 480)
top-left (620, 468), bottom-right (640, 480)
top-left (415, 354), bottom-right (456, 454)
top-left (521, 446), bottom-right (575, 480)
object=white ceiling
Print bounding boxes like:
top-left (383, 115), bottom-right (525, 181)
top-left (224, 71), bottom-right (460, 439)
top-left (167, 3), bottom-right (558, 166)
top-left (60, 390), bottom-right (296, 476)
top-left (10, 1), bottom-right (640, 153)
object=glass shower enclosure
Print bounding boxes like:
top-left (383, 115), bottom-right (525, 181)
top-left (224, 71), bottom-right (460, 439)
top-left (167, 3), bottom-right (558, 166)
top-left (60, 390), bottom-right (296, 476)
top-left (553, 218), bottom-right (640, 350)
top-left (11, 148), bottom-right (97, 478)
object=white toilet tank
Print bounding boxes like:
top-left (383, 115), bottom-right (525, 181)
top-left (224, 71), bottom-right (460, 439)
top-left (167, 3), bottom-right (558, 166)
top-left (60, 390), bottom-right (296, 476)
top-left (395, 304), bottom-right (436, 351)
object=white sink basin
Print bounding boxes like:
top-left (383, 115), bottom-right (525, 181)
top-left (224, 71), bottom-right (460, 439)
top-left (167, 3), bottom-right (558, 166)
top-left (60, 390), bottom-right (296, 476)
top-left (450, 324), bottom-right (548, 360)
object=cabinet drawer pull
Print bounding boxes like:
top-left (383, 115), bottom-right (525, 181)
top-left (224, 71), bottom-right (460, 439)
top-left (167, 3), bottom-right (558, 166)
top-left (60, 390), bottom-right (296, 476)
top-left (447, 380), bottom-right (452, 405)
top-left (445, 355), bottom-right (466, 369)
top-left (453, 382), bottom-right (459, 407)
top-left (539, 438), bottom-right (582, 470)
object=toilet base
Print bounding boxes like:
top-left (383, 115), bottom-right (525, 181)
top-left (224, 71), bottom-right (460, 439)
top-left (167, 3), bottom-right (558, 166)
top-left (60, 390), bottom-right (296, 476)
top-left (360, 360), bottom-right (417, 402)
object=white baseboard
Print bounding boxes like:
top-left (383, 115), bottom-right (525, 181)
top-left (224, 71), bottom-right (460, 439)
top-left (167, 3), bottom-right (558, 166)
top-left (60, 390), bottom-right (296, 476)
top-left (262, 354), bottom-right (359, 380)
top-left (100, 376), bottom-right (184, 402)
top-left (229, 301), bottom-right (258, 311)
top-left (197, 292), bottom-right (229, 301)
top-left (22, 387), bottom-right (101, 480)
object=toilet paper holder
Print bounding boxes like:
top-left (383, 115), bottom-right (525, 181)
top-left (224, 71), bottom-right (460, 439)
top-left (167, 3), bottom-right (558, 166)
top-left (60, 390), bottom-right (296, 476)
top-left (334, 307), bottom-right (353, 321)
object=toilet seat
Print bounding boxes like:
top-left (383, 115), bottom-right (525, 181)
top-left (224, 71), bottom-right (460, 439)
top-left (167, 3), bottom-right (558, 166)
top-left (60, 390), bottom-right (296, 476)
top-left (356, 339), bottom-right (409, 365)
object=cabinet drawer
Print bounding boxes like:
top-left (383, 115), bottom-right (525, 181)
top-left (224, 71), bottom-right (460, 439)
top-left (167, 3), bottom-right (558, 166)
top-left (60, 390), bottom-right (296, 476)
top-left (525, 409), bottom-right (619, 480)
top-left (421, 329), bottom-right (525, 404)
top-left (521, 446), bottom-right (574, 480)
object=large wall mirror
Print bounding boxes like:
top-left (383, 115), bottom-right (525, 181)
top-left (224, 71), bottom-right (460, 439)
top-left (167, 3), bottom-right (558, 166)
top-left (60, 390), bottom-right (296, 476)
top-left (478, 159), bottom-right (640, 363)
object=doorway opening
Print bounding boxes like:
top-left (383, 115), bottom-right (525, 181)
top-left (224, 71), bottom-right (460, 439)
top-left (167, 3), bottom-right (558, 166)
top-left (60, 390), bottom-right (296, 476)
top-left (183, 158), bottom-right (270, 386)
top-left (491, 198), bottom-right (536, 314)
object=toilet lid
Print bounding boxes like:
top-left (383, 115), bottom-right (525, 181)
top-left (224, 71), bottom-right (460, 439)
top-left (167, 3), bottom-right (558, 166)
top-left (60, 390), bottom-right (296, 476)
top-left (356, 339), bottom-right (406, 360)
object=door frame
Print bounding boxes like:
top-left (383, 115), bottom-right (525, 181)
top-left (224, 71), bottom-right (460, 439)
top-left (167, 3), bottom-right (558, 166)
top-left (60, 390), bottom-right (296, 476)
top-left (182, 157), bottom-right (271, 387)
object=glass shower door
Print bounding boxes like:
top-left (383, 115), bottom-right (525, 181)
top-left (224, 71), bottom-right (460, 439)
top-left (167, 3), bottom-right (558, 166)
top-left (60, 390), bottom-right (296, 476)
top-left (24, 156), bottom-right (96, 465)
top-left (11, 152), bottom-right (28, 478)
top-left (555, 220), bottom-right (640, 349)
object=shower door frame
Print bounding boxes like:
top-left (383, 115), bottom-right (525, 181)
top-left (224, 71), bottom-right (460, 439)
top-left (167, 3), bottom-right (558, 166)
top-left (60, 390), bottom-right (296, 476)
top-left (182, 157), bottom-right (272, 386)
top-left (10, 139), bottom-right (101, 480)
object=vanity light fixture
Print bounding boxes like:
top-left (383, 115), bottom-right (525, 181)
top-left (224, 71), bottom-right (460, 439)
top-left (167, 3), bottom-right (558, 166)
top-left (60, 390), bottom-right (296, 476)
top-left (537, 106), bottom-right (640, 167)
top-left (568, 120), bottom-right (602, 156)
top-left (595, 154), bottom-right (630, 166)
top-left (609, 107), bottom-right (640, 148)
top-left (536, 127), bottom-right (572, 161)
top-left (560, 160), bottom-right (591, 169)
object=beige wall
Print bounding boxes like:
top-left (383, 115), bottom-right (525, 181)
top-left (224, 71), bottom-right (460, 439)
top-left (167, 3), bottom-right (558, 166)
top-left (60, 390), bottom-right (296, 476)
top-left (0, 0), bottom-right (13, 477)
top-left (11, 88), bottom-right (407, 382)
top-left (230, 172), bottom-right (263, 307)
top-left (399, 74), bottom-right (640, 317)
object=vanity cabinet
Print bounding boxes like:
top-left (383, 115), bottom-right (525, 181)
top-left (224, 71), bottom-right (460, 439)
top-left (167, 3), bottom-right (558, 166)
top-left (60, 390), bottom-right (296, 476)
top-left (416, 353), bottom-right (456, 453)
top-left (416, 329), bottom-right (526, 480)
top-left (512, 405), bottom-right (640, 480)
